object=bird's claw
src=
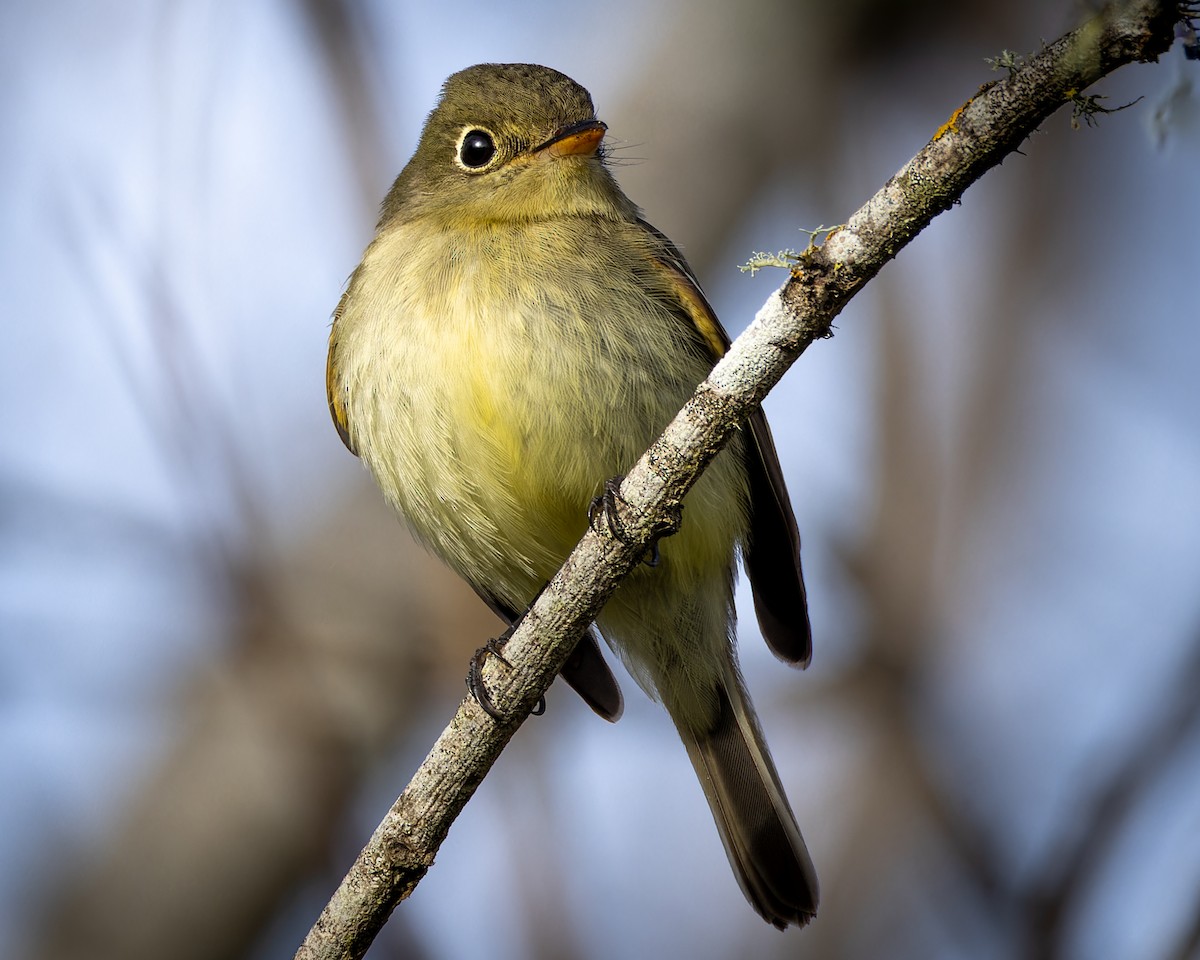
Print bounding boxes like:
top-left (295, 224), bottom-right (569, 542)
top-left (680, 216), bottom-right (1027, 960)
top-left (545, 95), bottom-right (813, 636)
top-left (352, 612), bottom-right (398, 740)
top-left (588, 475), bottom-right (682, 567)
top-left (466, 633), bottom-right (546, 720)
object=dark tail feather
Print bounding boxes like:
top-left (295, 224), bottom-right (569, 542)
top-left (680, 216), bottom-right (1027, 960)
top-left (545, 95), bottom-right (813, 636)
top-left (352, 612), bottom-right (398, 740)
top-left (677, 675), bottom-right (818, 928)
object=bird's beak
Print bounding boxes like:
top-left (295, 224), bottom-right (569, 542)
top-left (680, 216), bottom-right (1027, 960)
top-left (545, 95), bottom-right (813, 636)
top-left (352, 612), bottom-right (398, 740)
top-left (534, 119), bottom-right (607, 158)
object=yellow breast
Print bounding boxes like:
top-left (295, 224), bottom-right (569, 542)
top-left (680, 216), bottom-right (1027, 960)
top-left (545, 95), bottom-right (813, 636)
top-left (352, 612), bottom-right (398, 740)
top-left (331, 216), bottom-right (748, 614)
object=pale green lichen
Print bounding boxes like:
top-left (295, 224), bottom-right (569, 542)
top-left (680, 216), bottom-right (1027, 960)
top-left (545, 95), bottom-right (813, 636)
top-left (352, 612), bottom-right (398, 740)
top-left (985, 49), bottom-right (1025, 75)
top-left (739, 225), bottom-right (844, 275)
top-left (738, 250), bottom-right (801, 276)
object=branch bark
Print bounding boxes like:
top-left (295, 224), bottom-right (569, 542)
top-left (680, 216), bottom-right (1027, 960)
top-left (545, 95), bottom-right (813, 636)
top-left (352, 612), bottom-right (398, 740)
top-left (296, 3), bottom-right (1185, 957)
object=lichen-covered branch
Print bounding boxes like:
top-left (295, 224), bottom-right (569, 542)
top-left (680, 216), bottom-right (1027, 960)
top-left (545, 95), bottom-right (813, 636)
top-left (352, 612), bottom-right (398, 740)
top-left (295, 3), bottom-right (1187, 957)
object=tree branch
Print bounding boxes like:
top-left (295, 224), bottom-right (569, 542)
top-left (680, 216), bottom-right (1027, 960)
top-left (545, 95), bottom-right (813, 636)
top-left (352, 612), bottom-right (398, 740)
top-left (296, 3), bottom-right (1185, 957)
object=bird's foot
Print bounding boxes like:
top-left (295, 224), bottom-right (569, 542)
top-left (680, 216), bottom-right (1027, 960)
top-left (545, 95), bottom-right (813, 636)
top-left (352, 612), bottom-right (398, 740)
top-left (588, 475), bottom-right (682, 567)
top-left (466, 628), bottom-right (546, 721)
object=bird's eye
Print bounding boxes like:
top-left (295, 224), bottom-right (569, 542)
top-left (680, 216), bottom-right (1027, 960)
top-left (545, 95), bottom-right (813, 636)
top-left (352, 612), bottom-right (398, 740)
top-left (458, 128), bottom-right (496, 169)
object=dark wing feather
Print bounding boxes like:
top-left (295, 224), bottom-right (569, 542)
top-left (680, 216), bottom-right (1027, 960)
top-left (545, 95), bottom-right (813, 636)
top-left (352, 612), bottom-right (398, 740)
top-left (742, 409), bottom-right (811, 665)
top-left (639, 219), bottom-right (811, 666)
top-left (327, 289), bottom-right (357, 455)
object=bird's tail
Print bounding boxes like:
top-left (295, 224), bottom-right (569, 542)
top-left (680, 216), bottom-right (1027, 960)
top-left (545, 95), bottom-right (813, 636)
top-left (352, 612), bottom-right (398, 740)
top-left (676, 672), bottom-right (819, 929)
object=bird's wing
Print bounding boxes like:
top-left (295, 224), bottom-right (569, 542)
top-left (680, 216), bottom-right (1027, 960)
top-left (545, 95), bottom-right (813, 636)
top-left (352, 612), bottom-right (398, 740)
top-left (326, 288), bottom-right (358, 456)
top-left (639, 219), bottom-right (812, 666)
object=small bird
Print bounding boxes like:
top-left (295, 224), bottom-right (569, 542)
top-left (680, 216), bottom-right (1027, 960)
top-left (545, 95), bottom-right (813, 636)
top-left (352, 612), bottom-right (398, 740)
top-left (326, 62), bottom-right (818, 928)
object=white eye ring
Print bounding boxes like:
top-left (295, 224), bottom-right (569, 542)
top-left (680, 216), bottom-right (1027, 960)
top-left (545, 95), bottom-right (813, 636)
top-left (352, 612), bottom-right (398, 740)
top-left (455, 126), bottom-right (499, 171)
